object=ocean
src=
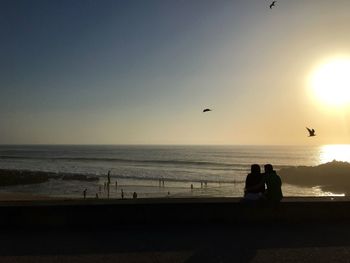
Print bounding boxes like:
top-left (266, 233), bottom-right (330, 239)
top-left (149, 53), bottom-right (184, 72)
top-left (0, 145), bottom-right (349, 198)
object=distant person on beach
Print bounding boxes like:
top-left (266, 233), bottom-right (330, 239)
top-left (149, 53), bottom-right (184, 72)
top-left (107, 170), bottom-right (111, 184)
top-left (243, 164), bottom-right (265, 201)
top-left (83, 188), bottom-right (87, 199)
top-left (121, 189), bottom-right (124, 199)
top-left (263, 164), bottom-right (283, 203)
top-left (133, 192), bottom-right (137, 199)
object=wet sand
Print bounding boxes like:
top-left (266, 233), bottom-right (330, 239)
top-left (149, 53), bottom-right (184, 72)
top-left (0, 192), bottom-right (58, 201)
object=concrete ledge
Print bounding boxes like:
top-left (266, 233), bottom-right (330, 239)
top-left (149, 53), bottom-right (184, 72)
top-left (0, 197), bottom-right (349, 228)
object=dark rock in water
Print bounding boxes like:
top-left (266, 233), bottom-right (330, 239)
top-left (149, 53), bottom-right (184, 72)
top-left (279, 161), bottom-right (350, 194)
top-left (0, 169), bottom-right (98, 186)
top-left (61, 174), bottom-right (99, 181)
top-left (0, 169), bottom-right (54, 186)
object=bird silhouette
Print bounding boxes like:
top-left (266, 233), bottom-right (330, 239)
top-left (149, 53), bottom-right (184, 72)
top-left (269, 1), bottom-right (276, 9)
top-left (306, 127), bottom-right (316, 137)
top-left (203, 108), bottom-right (212, 113)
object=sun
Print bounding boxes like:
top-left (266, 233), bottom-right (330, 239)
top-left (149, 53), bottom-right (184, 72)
top-left (310, 58), bottom-right (350, 107)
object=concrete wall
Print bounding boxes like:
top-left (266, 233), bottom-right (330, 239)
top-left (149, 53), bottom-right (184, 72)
top-left (0, 197), bottom-right (349, 228)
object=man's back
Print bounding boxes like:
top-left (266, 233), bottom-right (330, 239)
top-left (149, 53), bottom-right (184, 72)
top-left (265, 171), bottom-right (283, 202)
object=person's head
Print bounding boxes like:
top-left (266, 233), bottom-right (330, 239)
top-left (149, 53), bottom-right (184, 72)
top-left (264, 164), bottom-right (274, 173)
top-left (250, 164), bottom-right (261, 174)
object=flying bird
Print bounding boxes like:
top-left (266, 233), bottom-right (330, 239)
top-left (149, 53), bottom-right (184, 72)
top-left (269, 1), bottom-right (276, 9)
top-left (306, 127), bottom-right (316, 137)
top-left (203, 108), bottom-right (212, 113)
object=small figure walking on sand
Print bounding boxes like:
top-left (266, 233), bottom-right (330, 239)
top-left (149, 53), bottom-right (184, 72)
top-left (162, 178), bottom-right (165, 187)
top-left (191, 184), bottom-right (194, 190)
top-left (96, 193), bottom-right (99, 199)
top-left (83, 188), bottom-right (87, 199)
top-left (133, 192), bottom-right (137, 199)
top-left (115, 180), bottom-right (118, 188)
top-left (121, 189), bottom-right (124, 199)
top-left (107, 170), bottom-right (111, 184)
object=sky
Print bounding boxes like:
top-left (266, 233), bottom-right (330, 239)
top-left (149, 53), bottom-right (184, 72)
top-left (1, 0), bottom-right (350, 145)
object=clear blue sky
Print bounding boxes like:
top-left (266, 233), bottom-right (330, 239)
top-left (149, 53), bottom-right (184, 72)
top-left (1, 0), bottom-right (350, 144)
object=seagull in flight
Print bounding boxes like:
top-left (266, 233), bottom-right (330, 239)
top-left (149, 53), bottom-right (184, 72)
top-left (269, 1), bottom-right (276, 9)
top-left (203, 108), bottom-right (212, 113)
top-left (306, 127), bottom-right (316, 137)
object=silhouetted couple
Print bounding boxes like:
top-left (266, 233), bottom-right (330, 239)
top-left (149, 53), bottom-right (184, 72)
top-left (243, 164), bottom-right (283, 204)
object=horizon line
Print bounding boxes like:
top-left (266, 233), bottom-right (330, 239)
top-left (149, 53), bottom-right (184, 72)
top-left (0, 143), bottom-right (348, 147)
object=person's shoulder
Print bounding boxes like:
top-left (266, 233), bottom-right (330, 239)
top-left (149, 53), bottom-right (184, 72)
top-left (246, 173), bottom-right (253, 181)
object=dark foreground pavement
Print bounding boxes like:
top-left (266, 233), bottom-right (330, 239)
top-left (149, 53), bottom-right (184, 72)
top-left (1, 222), bottom-right (350, 263)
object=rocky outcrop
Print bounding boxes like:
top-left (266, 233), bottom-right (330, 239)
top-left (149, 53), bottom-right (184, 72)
top-left (0, 169), bottom-right (98, 186)
top-left (279, 161), bottom-right (350, 194)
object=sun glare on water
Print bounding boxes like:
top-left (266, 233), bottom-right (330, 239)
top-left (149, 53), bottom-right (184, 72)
top-left (319, 144), bottom-right (350, 163)
top-left (310, 58), bottom-right (350, 107)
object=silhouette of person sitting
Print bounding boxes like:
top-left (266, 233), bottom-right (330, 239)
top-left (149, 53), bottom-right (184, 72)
top-left (243, 164), bottom-right (265, 201)
top-left (264, 164), bottom-right (283, 204)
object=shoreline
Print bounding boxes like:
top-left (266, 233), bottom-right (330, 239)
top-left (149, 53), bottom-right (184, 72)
top-left (0, 190), bottom-right (345, 203)
top-left (1, 161), bottom-right (349, 199)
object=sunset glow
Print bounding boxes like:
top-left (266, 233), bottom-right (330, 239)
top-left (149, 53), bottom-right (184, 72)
top-left (3, 0), bottom-right (350, 206)
top-left (311, 58), bottom-right (350, 107)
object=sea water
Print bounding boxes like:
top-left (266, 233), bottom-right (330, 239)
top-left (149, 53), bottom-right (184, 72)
top-left (0, 145), bottom-right (349, 198)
